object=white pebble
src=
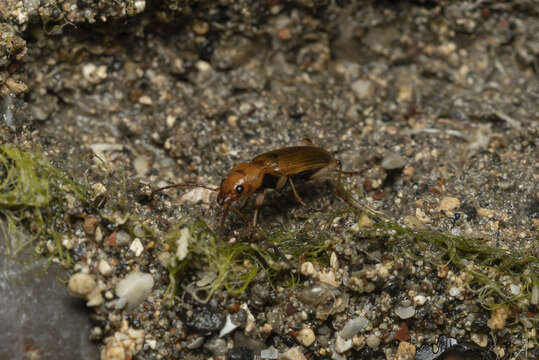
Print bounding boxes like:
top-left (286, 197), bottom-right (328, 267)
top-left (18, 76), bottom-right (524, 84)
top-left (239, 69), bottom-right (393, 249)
top-left (133, 0), bottom-right (146, 13)
top-left (449, 287), bottom-right (461, 297)
top-left (334, 334), bottom-right (353, 353)
top-left (219, 315), bottom-right (239, 338)
top-left (129, 238), bottom-right (144, 256)
top-left (86, 286), bottom-right (104, 307)
top-left (395, 305), bottom-right (416, 319)
top-left (279, 347), bottom-right (306, 360)
top-left (366, 334), bottom-right (380, 349)
top-left (509, 284), bottom-right (520, 296)
top-left (297, 327), bottom-right (315, 347)
top-left (413, 295), bottom-right (427, 306)
top-left (115, 272), bottom-right (154, 310)
top-left (341, 316), bottom-right (368, 339)
top-left (68, 272), bottom-right (96, 298)
top-left (381, 152), bottom-right (405, 170)
top-left (98, 259), bottom-right (114, 276)
top-left (300, 261), bottom-right (316, 276)
top-left (351, 79), bottom-right (374, 99)
top-left (260, 346), bottom-right (279, 359)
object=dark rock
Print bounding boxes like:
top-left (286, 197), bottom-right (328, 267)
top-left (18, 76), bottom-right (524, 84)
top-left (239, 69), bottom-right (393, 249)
top-left (438, 344), bottom-right (496, 360)
top-left (250, 283), bottom-right (271, 307)
top-left (470, 313), bottom-right (490, 333)
top-left (184, 308), bottom-right (224, 334)
top-left (416, 336), bottom-right (496, 360)
top-left (460, 202), bottom-right (477, 221)
top-left (227, 347), bottom-right (254, 360)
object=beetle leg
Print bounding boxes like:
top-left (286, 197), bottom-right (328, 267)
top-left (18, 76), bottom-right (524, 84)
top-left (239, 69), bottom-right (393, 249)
top-left (336, 160), bottom-right (343, 185)
top-left (219, 204), bottom-right (231, 236)
top-left (276, 175), bottom-right (287, 191)
top-left (253, 192), bottom-right (265, 226)
top-left (250, 192), bottom-right (265, 237)
top-left (288, 176), bottom-right (309, 208)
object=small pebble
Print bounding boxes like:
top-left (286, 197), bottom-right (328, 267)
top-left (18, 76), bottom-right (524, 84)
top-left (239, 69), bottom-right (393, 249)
top-left (366, 334), bottom-right (380, 349)
top-left (351, 79), bottom-right (374, 99)
top-left (413, 295), bottom-right (427, 306)
top-left (471, 333), bottom-right (488, 347)
top-left (394, 341), bottom-right (416, 360)
top-left (440, 197), bottom-right (460, 212)
top-left (68, 272), bottom-right (96, 298)
top-left (115, 230), bottom-right (131, 246)
top-left (260, 346), bottom-right (279, 359)
top-left (204, 337), bottom-right (227, 356)
top-left (97, 259), bottom-right (114, 276)
top-left (296, 327), bottom-right (315, 347)
top-left (488, 307), bottom-right (509, 330)
top-left (334, 334), bottom-right (353, 353)
top-left (395, 306), bottom-right (415, 319)
top-left (341, 316), bottom-right (368, 339)
top-left (184, 308), bottom-right (224, 333)
top-left (279, 347), bottom-right (306, 360)
top-left (219, 314), bottom-right (239, 338)
top-left (82, 217), bottom-right (99, 235)
top-left (138, 95), bottom-right (153, 106)
top-left (381, 152), bottom-right (405, 170)
top-left (100, 322), bottom-right (144, 360)
top-left (449, 287), bottom-right (460, 297)
top-left (129, 238), bottom-right (144, 256)
top-left (394, 323), bottom-right (409, 342)
top-left (186, 336), bottom-right (205, 349)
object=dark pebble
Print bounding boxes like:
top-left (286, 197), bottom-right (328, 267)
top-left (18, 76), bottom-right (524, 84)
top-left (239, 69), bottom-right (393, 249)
top-left (227, 347), bottom-right (254, 360)
top-left (438, 344), bottom-right (496, 360)
top-left (184, 308), bottom-right (224, 334)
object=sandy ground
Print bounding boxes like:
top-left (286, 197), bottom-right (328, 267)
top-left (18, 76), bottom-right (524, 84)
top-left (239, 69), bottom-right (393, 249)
top-left (0, 1), bottom-right (537, 359)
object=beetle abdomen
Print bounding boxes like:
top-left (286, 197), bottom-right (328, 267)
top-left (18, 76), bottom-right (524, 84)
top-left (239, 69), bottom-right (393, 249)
top-left (252, 146), bottom-right (333, 176)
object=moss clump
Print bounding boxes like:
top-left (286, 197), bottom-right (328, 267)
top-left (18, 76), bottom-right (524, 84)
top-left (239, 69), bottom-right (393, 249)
top-left (0, 145), bottom-right (87, 261)
top-left (164, 220), bottom-right (270, 304)
top-left (0, 146), bottom-right (51, 207)
top-left (356, 216), bottom-right (538, 310)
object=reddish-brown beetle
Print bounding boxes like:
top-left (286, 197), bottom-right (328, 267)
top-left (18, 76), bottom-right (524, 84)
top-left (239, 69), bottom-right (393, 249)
top-left (153, 142), bottom-right (362, 233)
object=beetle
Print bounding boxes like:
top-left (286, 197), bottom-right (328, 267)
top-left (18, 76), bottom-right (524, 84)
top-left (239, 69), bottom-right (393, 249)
top-left (152, 143), bottom-right (363, 234)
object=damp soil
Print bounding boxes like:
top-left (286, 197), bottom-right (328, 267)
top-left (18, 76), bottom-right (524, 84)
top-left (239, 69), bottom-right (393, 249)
top-left (0, 1), bottom-right (537, 360)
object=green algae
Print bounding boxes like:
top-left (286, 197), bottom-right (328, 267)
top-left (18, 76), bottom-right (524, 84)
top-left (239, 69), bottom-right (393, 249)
top-left (163, 220), bottom-right (269, 304)
top-left (0, 145), bottom-right (87, 262)
top-left (162, 181), bottom-right (537, 314)
top-left (355, 215), bottom-right (537, 310)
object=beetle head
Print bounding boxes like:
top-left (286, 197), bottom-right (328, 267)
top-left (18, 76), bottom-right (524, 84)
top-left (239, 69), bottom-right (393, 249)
top-left (217, 162), bottom-right (264, 206)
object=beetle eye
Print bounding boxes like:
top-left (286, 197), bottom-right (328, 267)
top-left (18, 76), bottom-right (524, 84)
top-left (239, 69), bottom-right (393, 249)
top-left (235, 185), bottom-right (244, 194)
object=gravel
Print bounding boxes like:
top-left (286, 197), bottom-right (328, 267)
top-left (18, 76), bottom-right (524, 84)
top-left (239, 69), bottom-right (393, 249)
top-left (1, 1), bottom-right (537, 359)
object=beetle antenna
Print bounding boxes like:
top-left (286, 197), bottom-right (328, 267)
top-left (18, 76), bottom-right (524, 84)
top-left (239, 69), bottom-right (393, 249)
top-left (339, 170), bottom-right (364, 175)
top-left (151, 183), bottom-right (218, 197)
